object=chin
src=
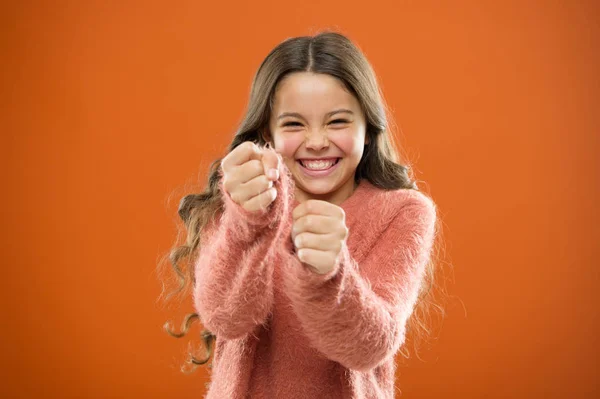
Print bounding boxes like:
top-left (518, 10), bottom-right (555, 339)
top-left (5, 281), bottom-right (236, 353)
top-left (302, 185), bottom-right (333, 195)
top-left (297, 180), bottom-right (339, 196)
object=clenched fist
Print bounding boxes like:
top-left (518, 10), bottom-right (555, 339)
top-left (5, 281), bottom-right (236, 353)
top-left (291, 199), bottom-right (349, 275)
top-left (221, 141), bottom-right (281, 213)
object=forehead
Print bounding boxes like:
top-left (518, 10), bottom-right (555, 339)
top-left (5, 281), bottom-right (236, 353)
top-left (272, 72), bottom-right (359, 114)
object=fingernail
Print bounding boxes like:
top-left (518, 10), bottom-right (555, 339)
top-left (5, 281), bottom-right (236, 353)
top-left (270, 169), bottom-right (279, 180)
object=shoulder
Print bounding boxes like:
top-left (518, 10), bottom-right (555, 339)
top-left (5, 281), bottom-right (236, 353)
top-left (366, 188), bottom-right (438, 257)
top-left (360, 179), bottom-right (435, 213)
top-left (362, 183), bottom-right (436, 229)
top-left (391, 188), bottom-right (435, 216)
top-left (344, 183), bottom-right (437, 258)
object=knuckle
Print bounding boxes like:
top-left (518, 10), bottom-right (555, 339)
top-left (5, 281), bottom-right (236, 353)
top-left (267, 188), bottom-right (277, 202)
top-left (251, 160), bottom-right (263, 173)
top-left (266, 187), bottom-right (274, 201)
top-left (230, 191), bottom-right (241, 205)
top-left (222, 175), bottom-right (230, 188)
top-left (221, 158), bottom-right (232, 173)
top-left (242, 201), bottom-right (252, 212)
top-left (261, 173), bottom-right (271, 185)
top-left (261, 187), bottom-right (274, 205)
top-left (244, 141), bottom-right (256, 151)
top-left (239, 142), bottom-right (253, 158)
top-left (230, 145), bottom-right (242, 158)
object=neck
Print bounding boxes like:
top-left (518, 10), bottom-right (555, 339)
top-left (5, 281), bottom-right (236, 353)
top-left (294, 179), bottom-right (358, 206)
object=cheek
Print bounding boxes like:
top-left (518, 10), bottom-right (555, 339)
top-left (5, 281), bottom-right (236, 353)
top-left (330, 132), bottom-right (364, 155)
top-left (273, 133), bottom-right (303, 158)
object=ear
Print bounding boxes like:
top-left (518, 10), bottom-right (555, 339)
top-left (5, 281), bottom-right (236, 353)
top-left (364, 133), bottom-right (370, 145)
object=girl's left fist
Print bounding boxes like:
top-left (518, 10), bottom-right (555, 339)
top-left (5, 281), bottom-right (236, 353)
top-left (291, 199), bottom-right (349, 275)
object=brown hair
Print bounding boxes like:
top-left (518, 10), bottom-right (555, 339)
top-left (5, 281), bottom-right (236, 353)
top-left (157, 30), bottom-right (448, 374)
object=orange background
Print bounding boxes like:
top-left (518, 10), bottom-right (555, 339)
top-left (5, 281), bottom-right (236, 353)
top-left (2, 1), bottom-right (598, 398)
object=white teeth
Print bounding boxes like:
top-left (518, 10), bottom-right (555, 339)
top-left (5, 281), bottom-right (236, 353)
top-left (302, 159), bottom-right (337, 170)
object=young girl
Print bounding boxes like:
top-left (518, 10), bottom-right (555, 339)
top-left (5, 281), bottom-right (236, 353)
top-left (162, 31), bottom-right (440, 398)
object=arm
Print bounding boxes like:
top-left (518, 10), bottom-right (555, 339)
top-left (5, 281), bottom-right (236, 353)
top-left (282, 193), bottom-right (436, 371)
top-left (193, 163), bottom-right (292, 340)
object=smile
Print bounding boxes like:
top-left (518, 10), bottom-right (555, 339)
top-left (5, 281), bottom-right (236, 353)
top-left (297, 158), bottom-right (341, 177)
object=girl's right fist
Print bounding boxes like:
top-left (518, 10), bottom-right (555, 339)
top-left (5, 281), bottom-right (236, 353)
top-left (221, 141), bottom-right (281, 213)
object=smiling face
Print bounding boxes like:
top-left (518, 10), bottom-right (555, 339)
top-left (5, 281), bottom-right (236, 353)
top-left (267, 72), bottom-right (368, 205)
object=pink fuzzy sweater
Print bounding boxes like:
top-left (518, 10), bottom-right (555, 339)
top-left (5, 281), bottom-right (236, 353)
top-left (193, 159), bottom-right (437, 399)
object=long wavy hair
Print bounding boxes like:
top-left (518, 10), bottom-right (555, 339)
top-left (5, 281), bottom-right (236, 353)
top-left (157, 30), bottom-right (448, 374)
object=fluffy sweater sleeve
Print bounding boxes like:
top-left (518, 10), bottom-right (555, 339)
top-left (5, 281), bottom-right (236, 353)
top-left (193, 156), bottom-right (291, 340)
top-left (281, 192), bottom-right (437, 372)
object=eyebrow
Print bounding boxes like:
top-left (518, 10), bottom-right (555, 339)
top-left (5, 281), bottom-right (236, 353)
top-left (277, 109), bottom-right (354, 121)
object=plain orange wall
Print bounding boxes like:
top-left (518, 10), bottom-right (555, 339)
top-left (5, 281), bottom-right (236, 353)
top-left (2, 1), bottom-right (598, 398)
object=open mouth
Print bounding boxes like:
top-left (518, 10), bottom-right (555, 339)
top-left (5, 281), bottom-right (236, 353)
top-left (298, 158), bottom-right (341, 170)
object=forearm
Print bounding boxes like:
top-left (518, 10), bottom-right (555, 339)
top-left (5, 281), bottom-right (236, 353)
top-left (282, 245), bottom-right (406, 371)
top-left (283, 198), bottom-right (436, 371)
top-left (193, 166), bottom-right (289, 339)
top-left (194, 223), bottom-right (278, 339)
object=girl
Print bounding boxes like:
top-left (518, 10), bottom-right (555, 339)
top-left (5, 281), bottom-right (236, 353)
top-left (161, 31), bottom-right (441, 398)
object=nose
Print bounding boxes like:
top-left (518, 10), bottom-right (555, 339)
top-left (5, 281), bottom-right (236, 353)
top-left (304, 129), bottom-right (329, 151)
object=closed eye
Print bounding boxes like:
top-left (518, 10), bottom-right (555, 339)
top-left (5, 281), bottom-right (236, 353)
top-left (283, 119), bottom-right (349, 127)
top-left (330, 119), bottom-right (349, 125)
